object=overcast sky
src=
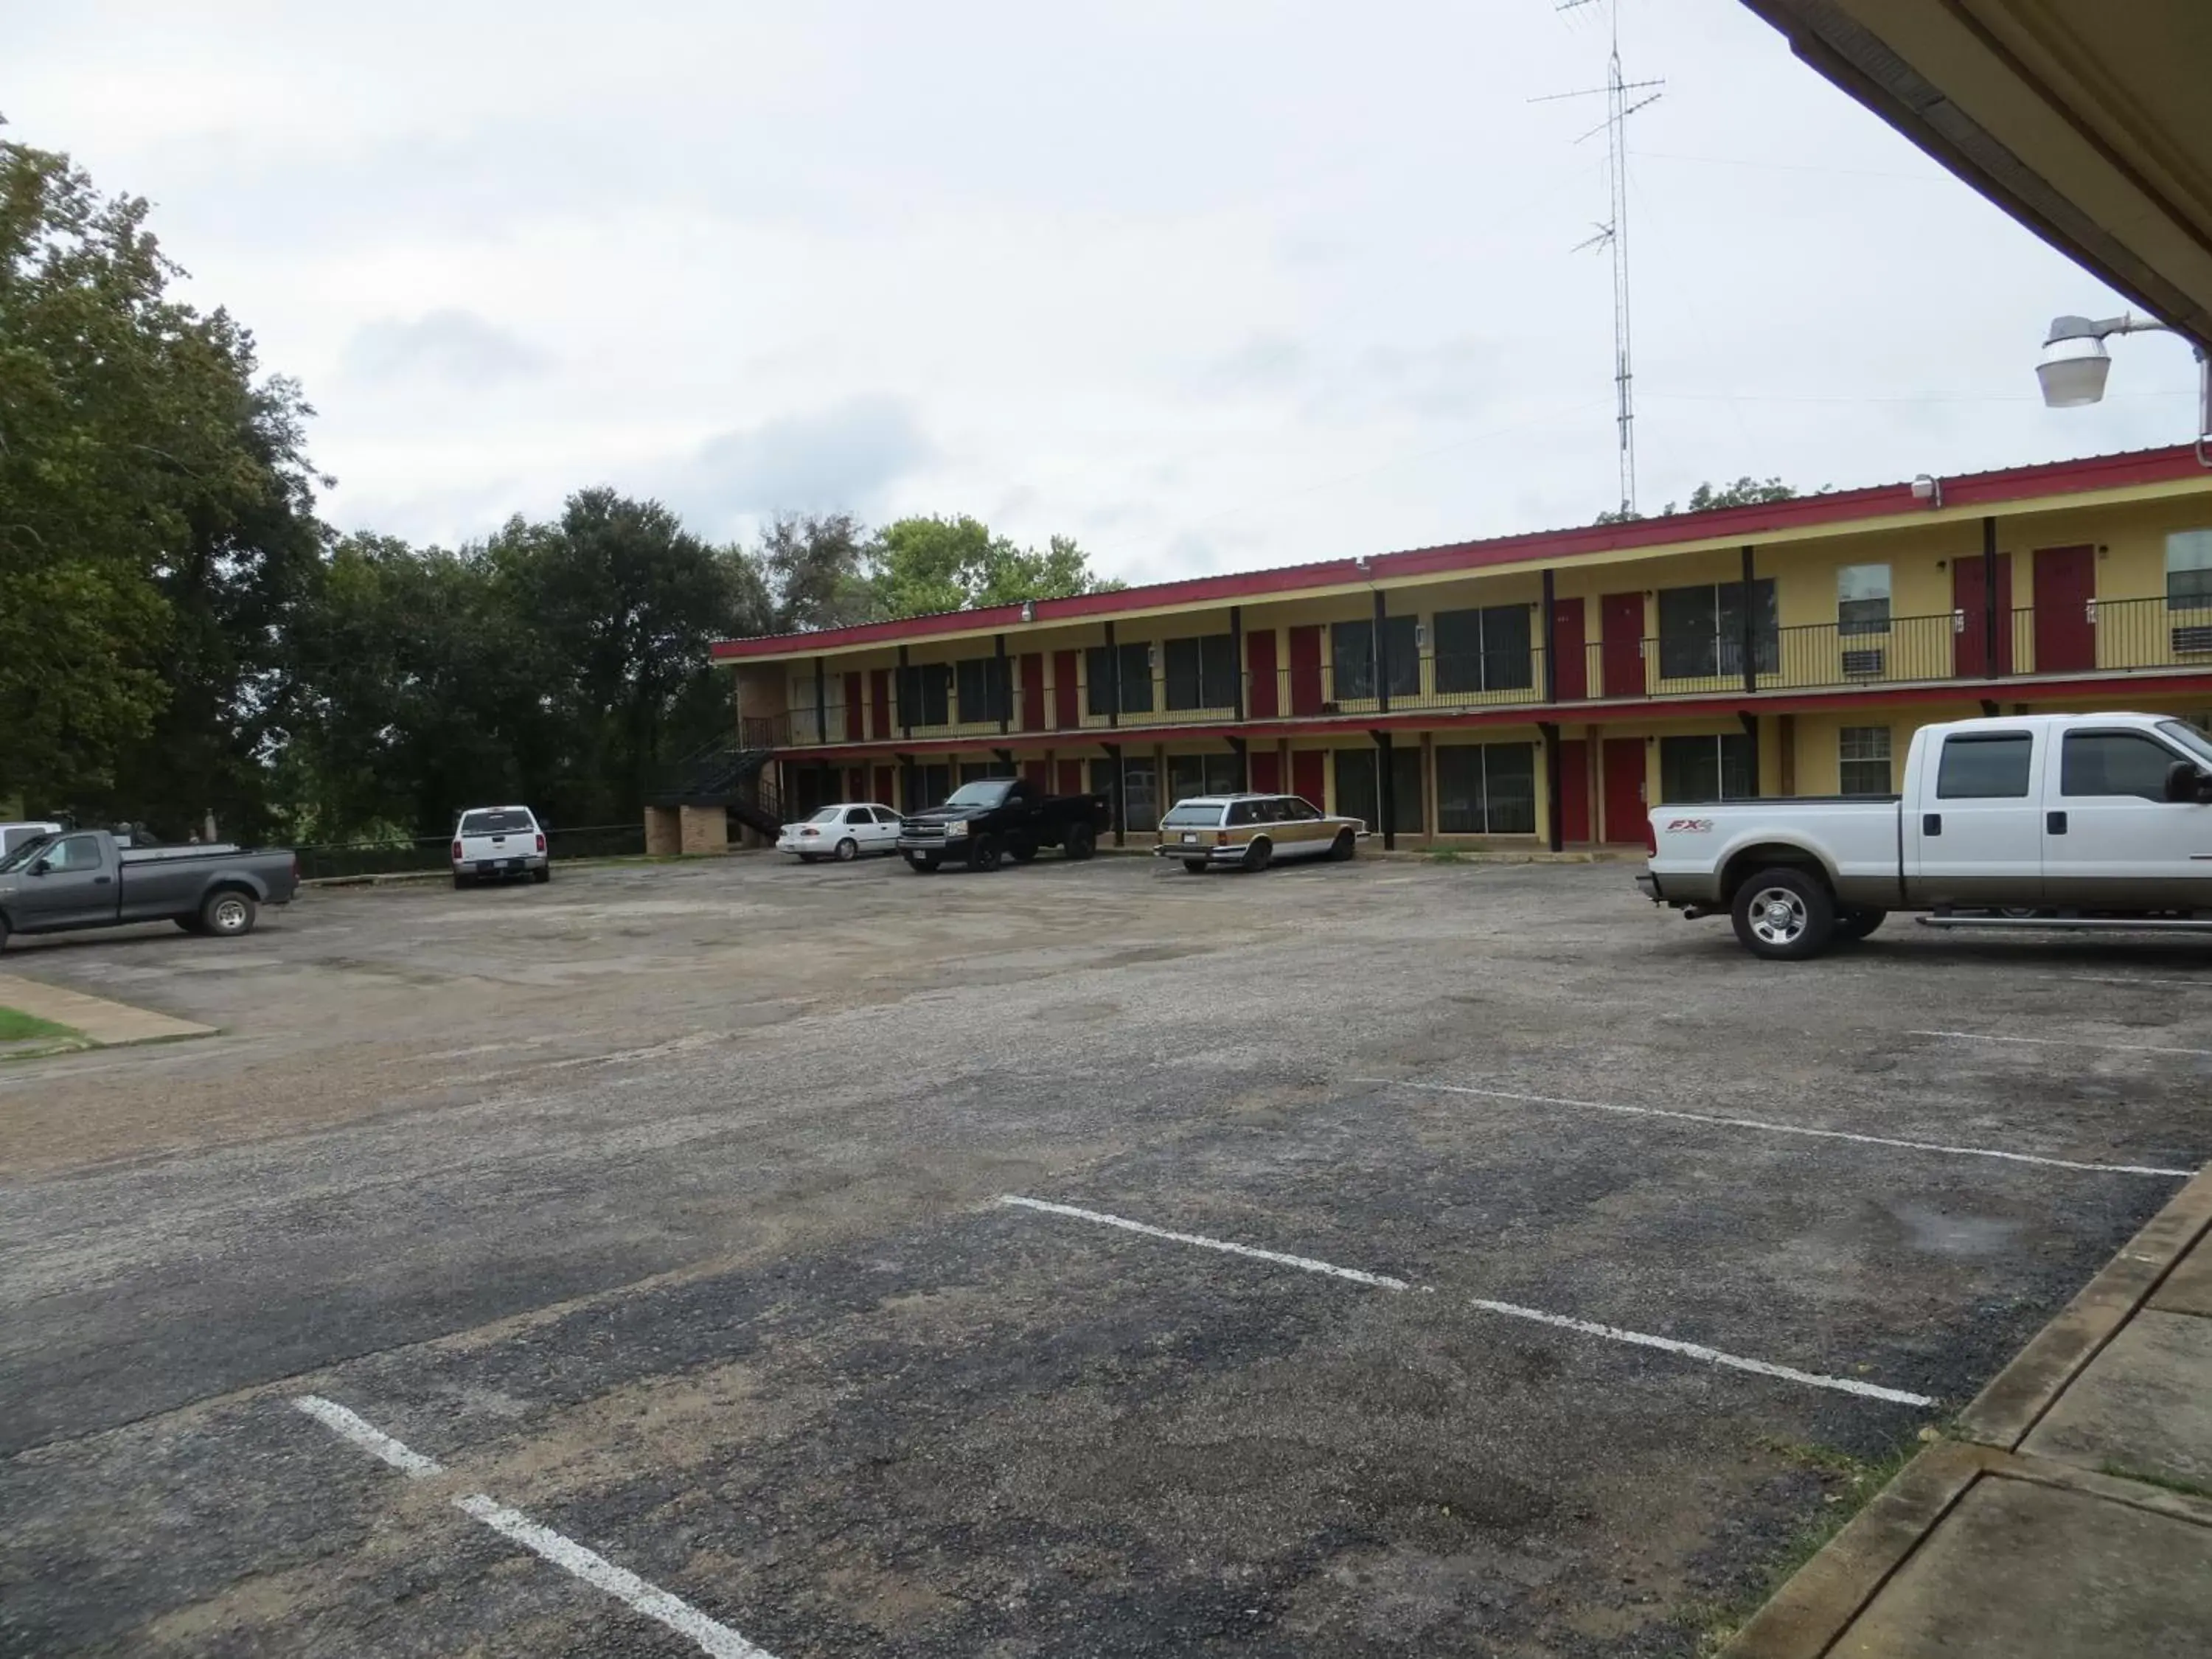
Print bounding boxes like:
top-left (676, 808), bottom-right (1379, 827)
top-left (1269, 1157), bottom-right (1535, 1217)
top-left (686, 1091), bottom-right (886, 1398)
top-left (7, 1), bottom-right (2199, 584)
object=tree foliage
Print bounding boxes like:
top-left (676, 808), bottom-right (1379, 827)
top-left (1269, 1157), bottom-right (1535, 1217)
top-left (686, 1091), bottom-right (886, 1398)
top-left (1, 137), bottom-right (1127, 843)
top-left (1596, 476), bottom-right (1806, 525)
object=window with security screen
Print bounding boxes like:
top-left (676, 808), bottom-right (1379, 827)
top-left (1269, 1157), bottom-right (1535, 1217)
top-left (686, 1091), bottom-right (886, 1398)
top-left (2168, 531), bottom-right (2212, 607)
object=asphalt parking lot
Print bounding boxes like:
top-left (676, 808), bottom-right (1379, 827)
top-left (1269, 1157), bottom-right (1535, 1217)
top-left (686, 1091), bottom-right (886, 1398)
top-left (3, 849), bottom-right (2208, 1657)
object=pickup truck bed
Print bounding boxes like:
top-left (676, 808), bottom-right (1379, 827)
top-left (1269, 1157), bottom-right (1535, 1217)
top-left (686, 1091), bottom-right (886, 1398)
top-left (1641, 712), bottom-right (2212, 959)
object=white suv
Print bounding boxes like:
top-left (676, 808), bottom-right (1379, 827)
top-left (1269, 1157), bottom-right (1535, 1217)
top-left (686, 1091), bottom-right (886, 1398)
top-left (451, 806), bottom-right (549, 888)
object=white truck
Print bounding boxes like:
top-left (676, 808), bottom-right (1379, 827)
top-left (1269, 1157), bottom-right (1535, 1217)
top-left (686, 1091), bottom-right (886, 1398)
top-left (1636, 712), bottom-right (2212, 959)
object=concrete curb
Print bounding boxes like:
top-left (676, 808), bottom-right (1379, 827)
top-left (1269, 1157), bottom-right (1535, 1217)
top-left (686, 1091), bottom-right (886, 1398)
top-left (0, 971), bottom-right (216, 1049)
top-left (1720, 1163), bottom-right (2212, 1657)
top-left (1956, 1163), bottom-right (2212, 1450)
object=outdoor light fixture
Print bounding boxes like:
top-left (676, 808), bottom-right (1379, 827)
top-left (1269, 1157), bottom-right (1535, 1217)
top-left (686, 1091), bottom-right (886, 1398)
top-left (1020, 599), bottom-right (1036, 622)
top-left (2037, 310), bottom-right (2212, 466)
top-left (1911, 473), bottom-right (1943, 508)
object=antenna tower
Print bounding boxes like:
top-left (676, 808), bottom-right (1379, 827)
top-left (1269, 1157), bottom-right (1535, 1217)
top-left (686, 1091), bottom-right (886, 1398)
top-left (1534, 1), bottom-right (1662, 517)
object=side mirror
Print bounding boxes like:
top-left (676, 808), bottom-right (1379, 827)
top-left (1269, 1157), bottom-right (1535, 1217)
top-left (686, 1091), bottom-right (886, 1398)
top-left (2168, 760), bottom-right (2212, 804)
top-left (27, 858), bottom-right (52, 877)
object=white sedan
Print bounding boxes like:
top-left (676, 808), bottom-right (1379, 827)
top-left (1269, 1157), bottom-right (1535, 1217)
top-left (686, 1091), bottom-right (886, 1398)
top-left (776, 803), bottom-right (904, 862)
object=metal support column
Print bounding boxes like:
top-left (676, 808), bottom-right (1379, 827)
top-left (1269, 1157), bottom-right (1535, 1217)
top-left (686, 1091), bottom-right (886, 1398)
top-left (1372, 588), bottom-right (1392, 714)
top-left (1540, 569), bottom-right (1559, 705)
top-left (814, 657), bottom-right (828, 746)
top-left (994, 633), bottom-right (1009, 735)
top-left (1229, 605), bottom-right (1245, 722)
top-left (1104, 621), bottom-right (1119, 730)
top-left (1981, 515), bottom-right (2000, 679)
top-left (1538, 720), bottom-right (1563, 853)
top-left (1102, 740), bottom-right (1125, 847)
top-left (897, 645), bottom-right (911, 740)
top-left (1739, 545), bottom-right (1758, 695)
top-left (1371, 728), bottom-right (1396, 851)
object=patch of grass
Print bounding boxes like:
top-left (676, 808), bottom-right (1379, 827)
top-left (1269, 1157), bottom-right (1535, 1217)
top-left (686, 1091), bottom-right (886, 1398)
top-left (2100, 1461), bottom-right (2212, 1501)
top-left (0, 1005), bottom-right (80, 1044)
top-left (1426, 848), bottom-right (1467, 863)
top-left (1682, 1436), bottom-right (1926, 1655)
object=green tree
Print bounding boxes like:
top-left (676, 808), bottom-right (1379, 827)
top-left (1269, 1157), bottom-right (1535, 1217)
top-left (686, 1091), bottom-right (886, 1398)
top-left (1596, 476), bottom-right (1803, 525)
top-left (759, 510), bottom-right (874, 631)
top-left (862, 515), bottom-right (1121, 619)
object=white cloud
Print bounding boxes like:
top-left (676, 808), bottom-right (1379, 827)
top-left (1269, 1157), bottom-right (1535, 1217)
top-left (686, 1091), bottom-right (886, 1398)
top-left (341, 310), bottom-right (549, 386)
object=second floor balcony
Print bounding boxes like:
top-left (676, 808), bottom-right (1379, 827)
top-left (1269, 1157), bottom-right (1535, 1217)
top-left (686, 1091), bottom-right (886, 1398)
top-left (769, 593), bottom-right (2212, 749)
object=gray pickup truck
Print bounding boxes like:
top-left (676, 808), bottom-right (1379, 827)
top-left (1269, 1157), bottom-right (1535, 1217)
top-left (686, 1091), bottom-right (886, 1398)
top-left (0, 829), bottom-right (299, 948)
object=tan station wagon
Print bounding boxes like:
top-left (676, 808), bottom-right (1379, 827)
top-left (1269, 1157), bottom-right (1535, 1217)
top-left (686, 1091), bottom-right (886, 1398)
top-left (1153, 793), bottom-right (1366, 873)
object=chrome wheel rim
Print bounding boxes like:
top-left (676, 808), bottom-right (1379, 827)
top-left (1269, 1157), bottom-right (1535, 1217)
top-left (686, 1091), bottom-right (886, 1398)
top-left (213, 897), bottom-right (247, 931)
top-left (1747, 886), bottom-right (1807, 947)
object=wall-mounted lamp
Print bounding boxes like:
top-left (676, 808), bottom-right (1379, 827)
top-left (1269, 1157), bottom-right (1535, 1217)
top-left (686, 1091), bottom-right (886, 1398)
top-left (1354, 555), bottom-right (1372, 575)
top-left (1020, 599), bottom-right (1036, 622)
top-left (1910, 473), bottom-right (1942, 509)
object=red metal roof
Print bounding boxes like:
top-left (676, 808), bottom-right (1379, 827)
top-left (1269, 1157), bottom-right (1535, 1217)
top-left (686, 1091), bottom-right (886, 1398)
top-left (712, 443), bottom-right (2211, 661)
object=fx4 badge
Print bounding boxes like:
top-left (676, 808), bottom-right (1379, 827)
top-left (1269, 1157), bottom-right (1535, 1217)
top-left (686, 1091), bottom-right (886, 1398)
top-left (1665, 817), bottom-right (1714, 833)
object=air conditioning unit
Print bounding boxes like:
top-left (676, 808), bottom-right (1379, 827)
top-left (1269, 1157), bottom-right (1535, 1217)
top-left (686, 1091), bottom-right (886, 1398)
top-left (2174, 625), bottom-right (2212, 655)
top-left (1841, 648), bottom-right (1885, 678)
top-left (1413, 623), bottom-right (1430, 649)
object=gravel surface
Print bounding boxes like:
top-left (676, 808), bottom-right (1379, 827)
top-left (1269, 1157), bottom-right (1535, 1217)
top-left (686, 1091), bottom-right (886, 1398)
top-left (2, 852), bottom-right (2207, 1656)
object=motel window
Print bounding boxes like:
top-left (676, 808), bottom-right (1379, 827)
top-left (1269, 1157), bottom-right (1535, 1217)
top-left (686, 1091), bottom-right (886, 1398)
top-left (898, 663), bottom-right (951, 728)
top-left (1090, 758), bottom-right (1159, 832)
top-left (1656, 580), bottom-right (1778, 681)
top-left (1838, 726), bottom-right (1893, 796)
top-left (1436, 742), bottom-right (1536, 835)
top-left (957, 759), bottom-right (1015, 785)
top-left (1164, 634), bottom-right (1239, 711)
top-left (1658, 733), bottom-right (1756, 803)
top-left (905, 763), bottom-right (951, 810)
top-left (1168, 753), bottom-right (1244, 802)
top-left (1085, 642), bottom-right (1154, 717)
top-left (1837, 565), bottom-right (1892, 636)
top-left (1935, 733), bottom-right (2033, 799)
top-left (1330, 616), bottom-right (1420, 700)
top-left (1433, 605), bottom-right (1533, 694)
top-left (953, 656), bottom-right (1012, 723)
top-left (2168, 531), bottom-right (2212, 608)
top-left (1332, 746), bottom-right (1423, 832)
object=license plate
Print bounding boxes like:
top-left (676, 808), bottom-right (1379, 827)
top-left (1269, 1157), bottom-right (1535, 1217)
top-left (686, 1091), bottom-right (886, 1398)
top-left (479, 861), bottom-right (498, 873)
top-left (1181, 832), bottom-right (1198, 844)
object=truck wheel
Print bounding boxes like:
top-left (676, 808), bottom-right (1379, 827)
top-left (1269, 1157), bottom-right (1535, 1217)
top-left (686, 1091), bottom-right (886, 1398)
top-left (968, 835), bottom-right (1003, 872)
top-left (1731, 869), bottom-right (1834, 961)
top-left (532, 866), bottom-right (552, 884)
top-left (201, 889), bottom-right (258, 938)
top-left (1836, 906), bottom-right (1887, 942)
top-left (452, 872), bottom-right (470, 890)
top-left (1182, 859), bottom-right (1209, 874)
top-left (1008, 836), bottom-right (1038, 863)
top-left (904, 852), bottom-right (940, 873)
top-left (1064, 824), bottom-right (1096, 861)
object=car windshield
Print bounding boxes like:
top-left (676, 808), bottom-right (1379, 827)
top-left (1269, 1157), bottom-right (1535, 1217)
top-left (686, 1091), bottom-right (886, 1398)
top-left (1160, 802), bottom-right (1222, 827)
top-left (459, 810), bottom-right (532, 835)
top-left (2158, 720), bottom-right (2212, 769)
top-left (804, 807), bottom-right (843, 824)
top-left (0, 833), bottom-right (57, 873)
top-left (942, 781), bottom-right (1012, 807)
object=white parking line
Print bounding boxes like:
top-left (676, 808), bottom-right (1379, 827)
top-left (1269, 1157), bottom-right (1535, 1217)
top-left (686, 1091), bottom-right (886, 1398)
top-left (1909, 1029), bottom-right (2212, 1060)
top-left (999, 1196), bottom-right (1933, 1408)
top-left (1359, 1079), bottom-right (2194, 1179)
top-left (998, 1196), bottom-right (1411, 1288)
top-left (291, 1396), bottom-right (775, 1659)
top-left (2058, 975), bottom-right (2212, 990)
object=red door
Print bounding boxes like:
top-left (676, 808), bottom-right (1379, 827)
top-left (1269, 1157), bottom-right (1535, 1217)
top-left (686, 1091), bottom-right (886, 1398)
top-left (1056, 759), bottom-right (1085, 797)
top-left (1601, 737), bottom-right (1648, 846)
top-left (1247, 628), bottom-right (1279, 719)
top-left (842, 672), bottom-right (863, 742)
top-left (846, 767), bottom-right (865, 801)
top-left (1601, 593), bottom-right (1644, 698)
top-left (873, 765), bottom-right (896, 806)
top-left (1291, 749), bottom-right (1326, 808)
top-left (1022, 759), bottom-right (1048, 788)
top-left (869, 669), bottom-right (892, 738)
top-left (1052, 650), bottom-right (1080, 730)
top-left (1019, 653), bottom-right (1046, 731)
top-left (1249, 748), bottom-right (1281, 793)
top-left (1551, 597), bottom-right (1587, 701)
top-left (1288, 626), bottom-right (1324, 716)
top-left (1558, 739), bottom-right (1590, 843)
top-left (2033, 544), bottom-right (2096, 674)
top-left (1952, 554), bottom-right (2014, 677)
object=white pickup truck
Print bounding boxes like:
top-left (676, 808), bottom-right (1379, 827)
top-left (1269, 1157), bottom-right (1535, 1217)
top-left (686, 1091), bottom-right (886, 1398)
top-left (1637, 712), bottom-right (2212, 959)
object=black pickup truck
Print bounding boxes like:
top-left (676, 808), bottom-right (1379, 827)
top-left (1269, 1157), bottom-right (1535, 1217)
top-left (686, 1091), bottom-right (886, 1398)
top-left (897, 779), bottom-right (1112, 872)
top-left (0, 829), bottom-right (299, 947)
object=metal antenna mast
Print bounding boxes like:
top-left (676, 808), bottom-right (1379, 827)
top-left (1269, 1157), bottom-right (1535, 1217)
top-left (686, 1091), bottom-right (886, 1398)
top-left (1534, 1), bottom-right (1662, 516)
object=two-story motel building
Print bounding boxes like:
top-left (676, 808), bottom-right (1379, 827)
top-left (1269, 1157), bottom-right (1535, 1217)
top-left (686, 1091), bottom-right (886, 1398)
top-left (668, 445), bottom-right (2212, 857)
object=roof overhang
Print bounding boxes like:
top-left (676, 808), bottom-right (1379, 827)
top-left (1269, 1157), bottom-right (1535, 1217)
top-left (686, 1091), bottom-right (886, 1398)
top-left (1741, 0), bottom-right (2212, 349)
